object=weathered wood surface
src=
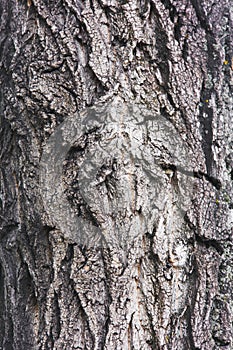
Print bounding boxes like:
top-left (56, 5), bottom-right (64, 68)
top-left (0, 0), bottom-right (232, 349)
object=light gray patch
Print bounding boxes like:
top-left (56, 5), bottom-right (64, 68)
top-left (40, 98), bottom-right (194, 249)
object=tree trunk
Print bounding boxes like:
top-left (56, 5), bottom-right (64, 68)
top-left (0, 0), bottom-right (232, 349)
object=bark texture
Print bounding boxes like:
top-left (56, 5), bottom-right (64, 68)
top-left (0, 0), bottom-right (232, 349)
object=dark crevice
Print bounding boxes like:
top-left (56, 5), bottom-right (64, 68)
top-left (52, 291), bottom-right (61, 340)
top-left (138, 0), bottom-right (151, 19)
top-left (174, 16), bottom-right (183, 42)
top-left (3, 315), bottom-right (14, 350)
top-left (195, 234), bottom-right (223, 255)
top-left (0, 224), bottom-right (19, 241)
top-left (160, 0), bottom-right (178, 23)
top-left (145, 230), bottom-right (160, 274)
top-left (184, 213), bottom-right (198, 237)
top-left (63, 130), bottom-right (106, 233)
top-left (89, 0), bottom-right (95, 13)
top-left (185, 305), bottom-right (197, 350)
top-left (41, 60), bottom-right (65, 74)
top-left (199, 85), bottom-right (214, 174)
top-left (159, 162), bottom-right (222, 190)
top-left (165, 89), bottom-right (177, 109)
top-left (191, 0), bottom-right (224, 176)
top-left (230, 169), bottom-right (233, 181)
top-left (182, 36), bottom-right (189, 61)
top-left (69, 279), bottom-right (95, 348)
top-left (98, 269), bottom-right (112, 350)
top-left (86, 63), bottom-right (109, 97)
top-left (150, 0), bottom-right (171, 85)
top-left (143, 295), bottom-right (160, 348)
top-left (0, 1), bottom-right (15, 70)
top-left (190, 0), bottom-right (212, 33)
top-left (193, 171), bottom-right (221, 190)
top-left (61, 244), bottom-right (75, 267)
top-left (0, 263), bottom-right (5, 347)
top-left (15, 261), bottom-right (36, 349)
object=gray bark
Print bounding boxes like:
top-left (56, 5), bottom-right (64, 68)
top-left (0, 0), bottom-right (232, 349)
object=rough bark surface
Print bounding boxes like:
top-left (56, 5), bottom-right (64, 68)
top-left (0, 0), bottom-right (232, 349)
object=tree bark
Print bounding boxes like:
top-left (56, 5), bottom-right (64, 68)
top-left (0, 0), bottom-right (232, 349)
